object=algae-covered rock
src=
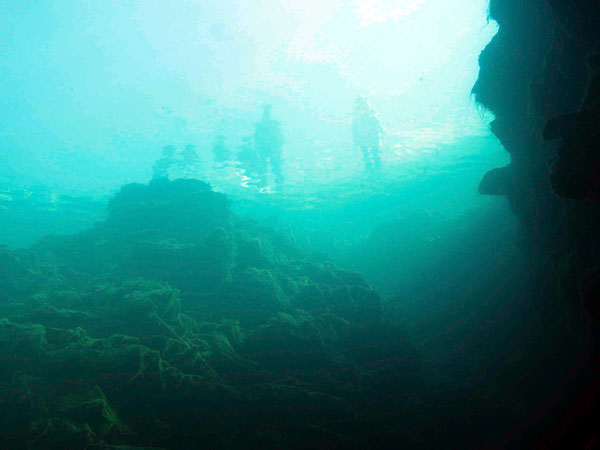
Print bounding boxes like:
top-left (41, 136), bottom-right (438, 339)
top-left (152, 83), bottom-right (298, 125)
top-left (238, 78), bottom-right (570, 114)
top-left (203, 227), bottom-right (235, 280)
top-left (128, 233), bottom-right (234, 293)
top-left (241, 310), bottom-right (335, 372)
top-left (14, 303), bottom-right (100, 333)
top-left (235, 234), bottom-right (273, 270)
top-left (57, 384), bottom-right (122, 436)
top-left (290, 264), bottom-right (383, 323)
top-left (0, 246), bottom-right (53, 302)
top-left (0, 177), bottom-right (422, 449)
top-left (291, 282), bottom-right (329, 314)
top-left (339, 320), bottom-right (424, 396)
top-left (107, 178), bottom-right (230, 240)
top-left (28, 417), bottom-right (95, 450)
top-left (329, 284), bottom-right (383, 324)
top-left (220, 267), bottom-right (288, 325)
top-left (0, 319), bottom-right (47, 377)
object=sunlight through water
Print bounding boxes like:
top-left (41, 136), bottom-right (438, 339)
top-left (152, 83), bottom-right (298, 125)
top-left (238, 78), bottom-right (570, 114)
top-left (0, 0), bottom-right (499, 197)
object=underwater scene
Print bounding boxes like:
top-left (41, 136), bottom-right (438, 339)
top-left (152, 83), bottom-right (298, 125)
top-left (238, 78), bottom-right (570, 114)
top-left (2, 0), bottom-right (600, 449)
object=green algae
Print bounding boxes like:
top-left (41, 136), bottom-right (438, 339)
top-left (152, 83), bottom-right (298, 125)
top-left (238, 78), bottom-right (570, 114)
top-left (0, 179), bottom-right (424, 449)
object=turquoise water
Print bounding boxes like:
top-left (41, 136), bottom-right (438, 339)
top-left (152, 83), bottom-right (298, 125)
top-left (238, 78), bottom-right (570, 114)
top-left (3, 2), bottom-right (575, 449)
top-left (1, 0), bottom-right (498, 195)
top-left (1, 0), bottom-right (506, 255)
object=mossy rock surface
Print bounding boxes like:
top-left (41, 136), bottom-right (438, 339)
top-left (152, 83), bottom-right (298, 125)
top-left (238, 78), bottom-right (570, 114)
top-left (0, 179), bottom-right (424, 449)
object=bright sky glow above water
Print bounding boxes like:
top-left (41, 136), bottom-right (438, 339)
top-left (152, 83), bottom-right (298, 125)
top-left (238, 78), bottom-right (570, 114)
top-left (0, 0), bottom-right (498, 194)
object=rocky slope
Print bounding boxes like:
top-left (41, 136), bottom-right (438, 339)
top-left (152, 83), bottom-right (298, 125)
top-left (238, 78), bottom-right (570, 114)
top-left (0, 178), bottom-right (427, 449)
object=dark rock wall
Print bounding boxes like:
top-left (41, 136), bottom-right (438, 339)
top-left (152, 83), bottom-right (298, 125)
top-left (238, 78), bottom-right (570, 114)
top-left (474, 1), bottom-right (559, 248)
top-left (474, 0), bottom-right (600, 446)
top-left (475, 0), bottom-right (600, 319)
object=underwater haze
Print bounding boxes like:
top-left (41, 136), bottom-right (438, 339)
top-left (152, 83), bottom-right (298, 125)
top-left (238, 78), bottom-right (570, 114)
top-left (1, 0), bottom-right (499, 194)
top-left (0, 1), bottom-right (580, 449)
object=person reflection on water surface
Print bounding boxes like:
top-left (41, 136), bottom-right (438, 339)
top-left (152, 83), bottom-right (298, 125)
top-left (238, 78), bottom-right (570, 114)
top-left (352, 96), bottom-right (383, 172)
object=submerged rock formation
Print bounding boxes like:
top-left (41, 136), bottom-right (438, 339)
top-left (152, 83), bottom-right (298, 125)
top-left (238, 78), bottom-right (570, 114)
top-left (0, 178), bottom-right (428, 449)
top-left (474, 0), bottom-right (600, 446)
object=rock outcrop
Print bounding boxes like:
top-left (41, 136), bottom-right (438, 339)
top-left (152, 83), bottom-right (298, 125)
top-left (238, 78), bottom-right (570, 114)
top-left (474, 1), bottom-right (600, 446)
top-left (0, 179), bottom-right (427, 449)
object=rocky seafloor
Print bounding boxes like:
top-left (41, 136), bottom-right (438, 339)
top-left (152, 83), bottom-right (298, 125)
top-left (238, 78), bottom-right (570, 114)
top-left (1, 175), bottom-right (593, 449)
top-left (0, 178), bottom-right (438, 449)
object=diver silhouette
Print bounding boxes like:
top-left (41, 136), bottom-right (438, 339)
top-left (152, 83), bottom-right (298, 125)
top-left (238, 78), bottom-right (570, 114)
top-left (352, 96), bottom-right (383, 172)
top-left (253, 104), bottom-right (284, 186)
